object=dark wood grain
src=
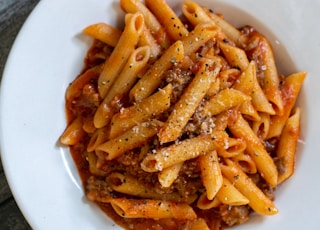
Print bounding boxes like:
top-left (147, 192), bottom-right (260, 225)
top-left (0, 0), bottom-right (40, 229)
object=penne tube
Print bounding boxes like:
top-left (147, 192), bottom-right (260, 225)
top-left (104, 45), bottom-right (151, 102)
top-left (218, 68), bottom-right (241, 90)
top-left (252, 112), bottom-right (270, 140)
top-left (110, 198), bottom-right (197, 219)
top-left (87, 152), bottom-right (108, 177)
top-left (197, 192), bottom-right (221, 210)
top-left (228, 111), bottom-right (278, 186)
top-left (203, 88), bottom-right (251, 116)
top-left (276, 108), bottom-right (301, 184)
top-left (109, 84), bottom-right (172, 139)
top-left (216, 177), bottom-right (249, 206)
top-left (158, 162), bottom-right (183, 188)
top-left (220, 159), bottom-right (278, 215)
top-left (120, 0), bottom-right (162, 33)
top-left (257, 36), bottom-right (283, 115)
top-left (158, 59), bottom-right (220, 143)
top-left (231, 153), bottom-right (257, 174)
top-left (207, 77), bottom-right (220, 97)
top-left (65, 64), bottom-right (102, 102)
top-left (120, 0), bottom-right (171, 49)
top-left (181, 23), bottom-right (220, 57)
top-left (139, 27), bottom-right (161, 59)
top-left (251, 69), bottom-right (276, 115)
top-left (130, 40), bottom-right (184, 102)
top-left (219, 41), bottom-right (249, 71)
top-left (267, 71), bottom-right (306, 139)
top-left (145, 0), bottom-right (188, 41)
top-left (182, 0), bottom-right (214, 26)
top-left (239, 101), bottom-right (261, 122)
top-left (199, 150), bottom-right (223, 200)
top-left (232, 61), bottom-right (255, 95)
top-left (83, 23), bottom-right (122, 47)
top-left (141, 135), bottom-right (219, 172)
top-left (216, 137), bottom-right (247, 158)
top-left (212, 111), bottom-right (229, 132)
top-left (60, 117), bottom-right (85, 145)
top-left (87, 127), bottom-right (110, 152)
top-left (93, 46), bottom-right (151, 128)
top-left (107, 172), bottom-right (196, 203)
top-left (98, 12), bottom-right (144, 98)
top-left (96, 120), bottom-right (162, 161)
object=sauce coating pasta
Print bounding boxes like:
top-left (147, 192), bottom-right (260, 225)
top-left (60, 0), bottom-right (306, 229)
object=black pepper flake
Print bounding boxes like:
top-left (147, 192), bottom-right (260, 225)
top-left (234, 175), bottom-right (239, 180)
top-left (223, 38), bottom-right (229, 43)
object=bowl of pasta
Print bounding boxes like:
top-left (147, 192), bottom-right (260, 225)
top-left (0, 0), bottom-right (319, 229)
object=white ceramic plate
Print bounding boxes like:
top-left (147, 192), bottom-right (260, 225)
top-left (1, 0), bottom-right (320, 229)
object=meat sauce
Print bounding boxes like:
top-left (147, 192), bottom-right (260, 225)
top-left (64, 25), bottom-right (282, 229)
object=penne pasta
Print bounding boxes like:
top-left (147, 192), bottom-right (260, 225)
top-left (110, 198), bottom-right (197, 219)
top-left (216, 177), bottom-right (249, 206)
top-left (220, 159), bottom-right (278, 215)
top-left (228, 111), bottom-right (278, 186)
top-left (94, 46), bottom-right (151, 128)
top-left (251, 68), bottom-right (276, 115)
top-left (256, 35), bottom-right (283, 115)
top-left (203, 88), bottom-right (251, 116)
top-left (276, 108), bottom-right (301, 184)
top-left (65, 64), bottom-right (102, 102)
top-left (216, 137), bottom-right (247, 158)
top-left (252, 112), bottom-right (270, 140)
top-left (96, 120), bottom-right (162, 161)
top-left (109, 84), bottom-right (172, 139)
top-left (130, 40), bottom-right (184, 102)
top-left (107, 172), bottom-right (196, 203)
top-left (83, 23), bottom-right (122, 47)
top-left (231, 153), bottom-right (257, 174)
top-left (181, 23), bottom-right (220, 57)
top-left (158, 58), bottom-right (220, 143)
top-left (98, 12), bottom-right (145, 98)
top-left (120, 0), bottom-right (162, 34)
top-left (219, 41), bottom-right (249, 71)
top-left (158, 162), bottom-right (183, 188)
top-left (145, 0), bottom-right (188, 41)
top-left (182, 0), bottom-right (214, 26)
top-left (60, 116), bottom-right (85, 145)
top-left (199, 150), bottom-right (223, 200)
top-left (141, 135), bottom-right (219, 172)
top-left (267, 71), bottom-right (306, 139)
top-left (197, 192), bottom-right (221, 210)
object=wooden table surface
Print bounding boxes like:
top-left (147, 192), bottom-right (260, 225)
top-left (0, 0), bottom-right (40, 229)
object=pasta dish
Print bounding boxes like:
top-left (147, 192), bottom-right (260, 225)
top-left (60, 0), bottom-right (306, 229)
